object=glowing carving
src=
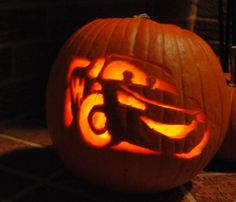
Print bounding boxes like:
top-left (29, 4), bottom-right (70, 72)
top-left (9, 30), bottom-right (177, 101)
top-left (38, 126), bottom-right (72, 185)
top-left (88, 58), bottom-right (105, 78)
top-left (91, 111), bottom-right (107, 132)
top-left (174, 125), bottom-right (210, 159)
top-left (117, 90), bottom-right (146, 111)
top-left (100, 60), bottom-right (177, 94)
top-left (140, 115), bottom-right (198, 139)
top-left (91, 82), bottom-right (102, 92)
top-left (79, 93), bottom-right (112, 147)
top-left (67, 57), bottom-right (91, 82)
top-left (64, 88), bottom-right (73, 127)
top-left (64, 57), bottom-right (89, 127)
top-left (119, 84), bottom-right (200, 114)
top-left (64, 54), bottom-right (210, 159)
top-left (112, 141), bottom-right (161, 155)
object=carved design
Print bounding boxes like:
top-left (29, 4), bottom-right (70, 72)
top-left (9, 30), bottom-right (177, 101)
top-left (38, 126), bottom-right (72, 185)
top-left (64, 54), bottom-right (210, 159)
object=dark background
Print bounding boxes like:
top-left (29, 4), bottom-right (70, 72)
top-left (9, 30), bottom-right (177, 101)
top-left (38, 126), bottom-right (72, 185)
top-left (0, 0), bottom-right (225, 123)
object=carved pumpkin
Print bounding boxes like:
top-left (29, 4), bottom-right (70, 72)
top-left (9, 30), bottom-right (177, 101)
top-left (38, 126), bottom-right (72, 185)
top-left (217, 74), bottom-right (236, 161)
top-left (46, 18), bottom-right (230, 192)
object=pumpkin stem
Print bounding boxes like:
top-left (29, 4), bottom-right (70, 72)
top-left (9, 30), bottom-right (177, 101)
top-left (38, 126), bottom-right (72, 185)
top-left (133, 13), bottom-right (150, 19)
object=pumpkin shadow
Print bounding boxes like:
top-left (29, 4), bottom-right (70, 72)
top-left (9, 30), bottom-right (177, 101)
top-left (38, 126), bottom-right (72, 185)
top-left (205, 157), bottom-right (236, 173)
top-left (0, 147), bottom-right (192, 201)
top-left (86, 184), bottom-right (192, 202)
top-left (0, 147), bottom-right (65, 182)
top-left (62, 173), bottom-right (193, 202)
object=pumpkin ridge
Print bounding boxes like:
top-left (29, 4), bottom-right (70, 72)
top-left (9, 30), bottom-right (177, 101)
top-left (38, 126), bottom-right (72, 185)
top-left (185, 34), bottom-right (207, 151)
top-left (185, 37), bottom-right (205, 115)
top-left (166, 26), bottom-right (187, 183)
top-left (158, 24), bottom-right (165, 148)
top-left (137, 19), bottom-right (150, 146)
top-left (158, 23), bottom-right (166, 153)
top-left (183, 33), bottom-right (208, 181)
top-left (67, 19), bottom-right (101, 49)
top-left (140, 19), bottom-right (149, 59)
top-left (160, 24), bottom-right (165, 66)
top-left (86, 20), bottom-right (112, 57)
top-left (175, 28), bottom-right (189, 120)
top-left (189, 33), bottom-right (229, 175)
top-left (172, 27), bottom-right (187, 152)
top-left (76, 19), bottom-right (106, 57)
top-left (131, 18), bottom-right (142, 57)
top-left (123, 18), bottom-right (139, 141)
top-left (146, 20), bottom-right (162, 152)
top-left (103, 19), bottom-right (122, 55)
top-left (193, 35), bottom-right (225, 150)
top-left (146, 20), bottom-right (157, 62)
top-left (106, 18), bottom-right (124, 53)
top-left (128, 18), bottom-right (145, 145)
top-left (184, 33), bottom-right (206, 152)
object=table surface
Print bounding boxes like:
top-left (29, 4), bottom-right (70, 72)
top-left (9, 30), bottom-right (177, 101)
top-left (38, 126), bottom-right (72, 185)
top-left (0, 111), bottom-right (235, 202)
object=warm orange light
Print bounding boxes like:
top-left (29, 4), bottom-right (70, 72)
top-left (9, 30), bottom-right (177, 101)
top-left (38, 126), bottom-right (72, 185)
top-left (71, 77), bottom-right (85, 104)
top-left (64, 75), bottom-right (85, 128)
top-left (88, 58), bottom-right (105, 78)
top-left (64, 54), bottom-right (209, 159)
top-left (152, 79), bottom-right (177, 95)
top-left (79, 93), bottom-right (112, 147)
top-left (117, 90), bottom-right (146, 110)
top-left (91, 111), bottom-right (107, 131)
top-left (140, 115), bottom-right (197, 139)
top-left (175, 125), bottom-right (210, 159)
top-left (112, 141), bottom-right (161, 155)
top-left (196, 113), bottom-right (206, 123)
top-left (100, 60), bottom-right (177, 94)
top-left (91, 82), bottom-right (102, 92)
top-left (111, 125), bottom-right (210, 158)
top-left (67, 57), bottom-right (91, 82)
top-left (120, 84), bottom-right (199, 114)
top-left (101, 60), bottom-right (147, 83)
top-left (64, 57), bottom-right (91, 127)
top-left (64, 88), bottom-right (73, 127)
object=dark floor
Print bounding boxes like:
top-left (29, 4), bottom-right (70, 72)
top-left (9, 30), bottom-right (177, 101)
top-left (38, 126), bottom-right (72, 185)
top-left (0, 111), bottom-right (236, 202)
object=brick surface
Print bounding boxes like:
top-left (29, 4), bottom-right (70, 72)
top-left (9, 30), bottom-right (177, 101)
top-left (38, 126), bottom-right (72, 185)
top-left (197, 0), bottom-right (222, 19)
top-left (191, 174), bottom-right (236, 202)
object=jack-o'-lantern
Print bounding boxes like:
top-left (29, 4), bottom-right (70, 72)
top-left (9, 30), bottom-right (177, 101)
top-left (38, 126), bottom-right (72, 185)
top-left (46, 17), bottom-right (230, 192)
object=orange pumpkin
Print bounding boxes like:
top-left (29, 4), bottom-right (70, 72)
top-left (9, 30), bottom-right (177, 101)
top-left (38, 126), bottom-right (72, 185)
top-left (46, 18), bottom-right (230, 192)
top-left (216, 74), bottom-right (236, 161)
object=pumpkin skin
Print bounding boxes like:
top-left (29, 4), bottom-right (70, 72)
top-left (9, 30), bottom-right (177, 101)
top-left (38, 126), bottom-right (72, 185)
top-left (46, 18), bottom-right (230, 192)
top-left (216, 75), bottom-right (236, 161)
